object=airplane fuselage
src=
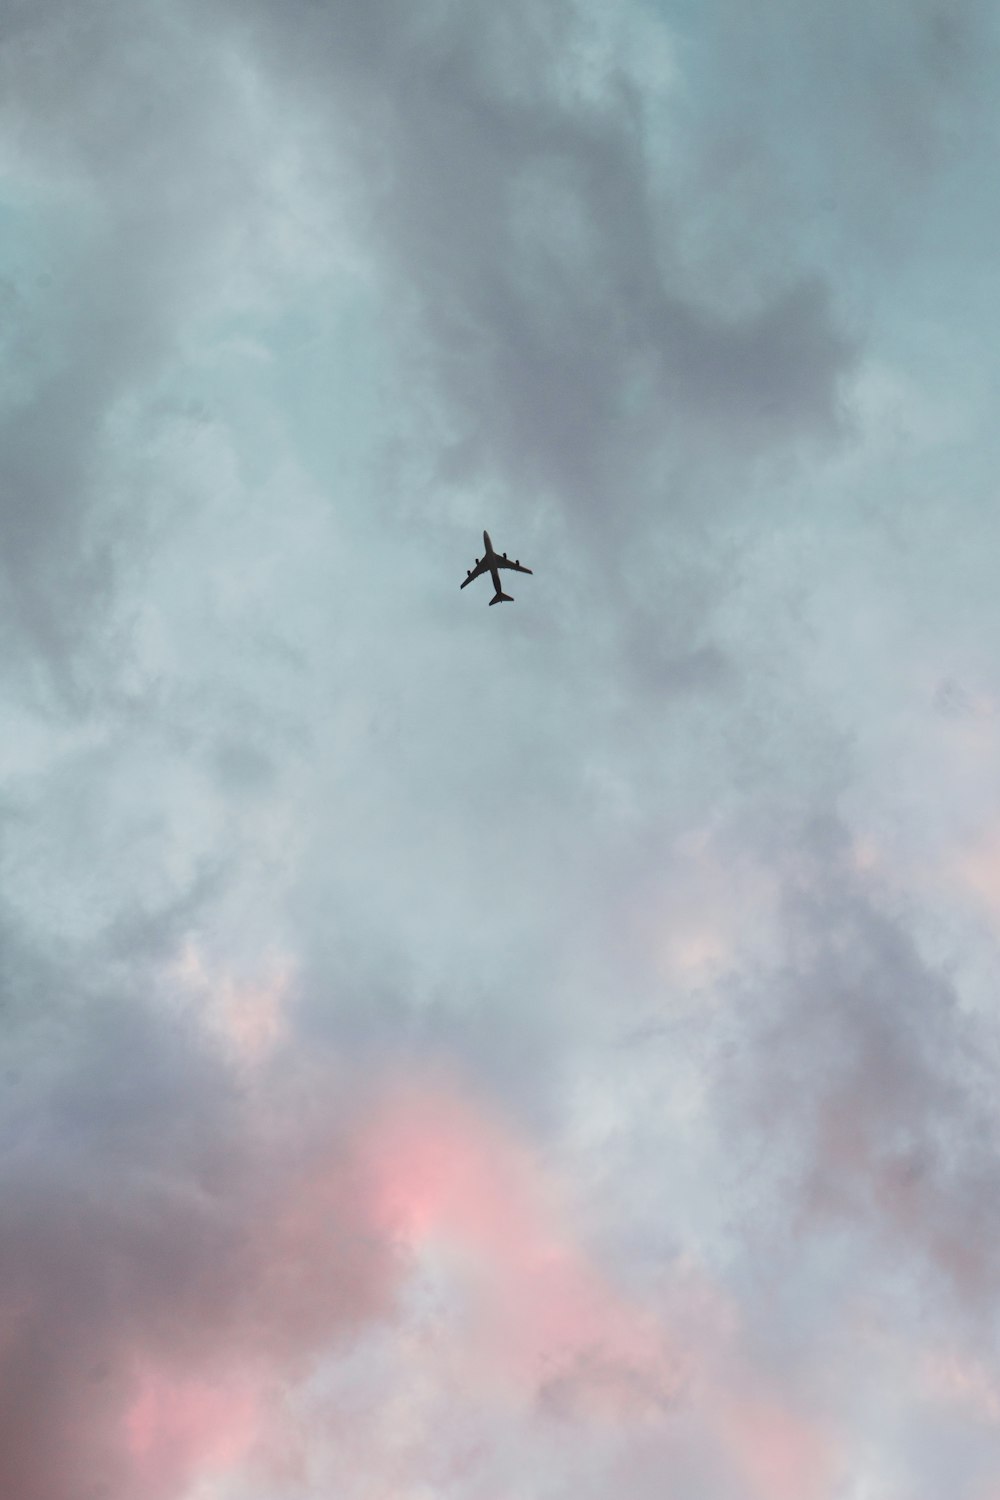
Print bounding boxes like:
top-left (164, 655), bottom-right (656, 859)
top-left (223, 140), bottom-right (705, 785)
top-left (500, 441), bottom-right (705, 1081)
top-left (482, 531), bottom-right (501, 594)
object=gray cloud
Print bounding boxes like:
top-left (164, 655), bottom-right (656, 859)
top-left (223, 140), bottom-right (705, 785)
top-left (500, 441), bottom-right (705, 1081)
top-left (2, 1), bottom-right (1000, 1495)
top-left (214, 0), bottom-right (857, 545)
top-left (0, 0), bottom-right (323, 701)
top-left (690, 0), bottom-right (1000, 269)
top-left (0, 921), bottom-right (400, 1500)
top-left (717, 816), bottom-right (1000, 1319)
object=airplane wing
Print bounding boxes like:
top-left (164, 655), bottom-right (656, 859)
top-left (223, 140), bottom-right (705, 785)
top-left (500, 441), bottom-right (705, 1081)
top-left (460, 558), bottom-right (490, 589)
top-left (496, 556), bottom-right (533, 575)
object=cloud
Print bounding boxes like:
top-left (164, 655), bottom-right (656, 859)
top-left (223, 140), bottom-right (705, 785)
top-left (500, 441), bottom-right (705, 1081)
top-left (210, 0), bottom-right (856, 551)
top-left (716, 817), bottom-right (1000, 1314)
top-left (692, 0), bottom-right (1000, 258)
top-left (0, 927), bottom-right (399, 1500)
top-left (2, 2), bottom-right (999, 1495)
top-left (362, 1075), bottom-right (684, 1402)
top-left (0, 0), bottom-right (347, 701)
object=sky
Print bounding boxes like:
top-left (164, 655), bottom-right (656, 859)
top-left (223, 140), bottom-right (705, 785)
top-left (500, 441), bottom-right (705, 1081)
top-left (2, 1), bottom-right (1000, 1496)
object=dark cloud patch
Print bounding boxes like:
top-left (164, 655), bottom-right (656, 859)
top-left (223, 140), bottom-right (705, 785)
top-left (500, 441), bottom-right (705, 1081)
top-left (695, 0), bottom-right (1000, 258)
top-left (536, 1343), bottom-right (681, 1423)
top-left (625, 638), bottom-right (733, 698)
top-left (210, 739), bottom-right (277, 798)
top-left (215, 0), bottom-right (856, 548)
top-left (717, 817), bottom-right (1000, 1318)
top-left (102, 860), bottom-right (230, 969)
top-left (0, 922), bottom-right (400, 1500)
top-left (0, 1), bottom-right (299, 701)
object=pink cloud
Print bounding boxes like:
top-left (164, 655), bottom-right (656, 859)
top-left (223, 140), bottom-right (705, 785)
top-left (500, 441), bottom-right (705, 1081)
top-left (0, 1032), bottom-right (395, 1500)
top-left (923, 1349), bottom-right (1000, 1426)
top-left (358, 1076), bottom-right (844, 1500)
top-left (173, 941), bottom-right (292, 1067)
top-left (719, 1390), bottom-right (833, 1500)
top-left (642, 825), bottom-right (781, 986)
top-left (361, 1073), bottom-right (683, 1417)
top-left (125, 1365), bottom-right (264, 1494)
top-left (2, 1024), bottom-right (847, 1500)
top-left (954, 820), bottom-right (1000, 927)
top-left (356, 1074), bottom-right (839, 1500)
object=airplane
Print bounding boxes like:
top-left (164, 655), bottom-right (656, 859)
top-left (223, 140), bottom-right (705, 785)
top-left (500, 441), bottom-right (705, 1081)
top-left (460, 530), bottom-right (533, 605)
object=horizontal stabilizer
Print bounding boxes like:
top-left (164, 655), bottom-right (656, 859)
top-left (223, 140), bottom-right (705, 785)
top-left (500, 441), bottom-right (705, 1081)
top-left (489, 590), bottom-right (514, 606)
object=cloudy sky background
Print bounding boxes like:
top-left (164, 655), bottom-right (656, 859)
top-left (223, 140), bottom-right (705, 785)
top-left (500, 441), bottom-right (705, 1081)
top-left (3, 1), bottom-right (1000, 1495)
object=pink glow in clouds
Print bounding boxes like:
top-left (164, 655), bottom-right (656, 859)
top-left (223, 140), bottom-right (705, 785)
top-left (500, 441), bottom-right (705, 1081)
top-left (955, 820), bottom-right (1000, 928)
top-left (642, 825), bottom-right (781, 988)
top-left (93, 1064), bottom-right (840, 1500)
top-left (362, 1075), bottom-right (683, 1417)
top-left (126, 1366), bottom-right (264, 1493)
top-left (358, 1076), bottom-right (840, 1499)
top-left (173, 941), bottom-right (291, 1067)
top-left (719, 1390), bottom-right (832, 1500)
top-left (924, 1350), bottom-right (1000, 1426)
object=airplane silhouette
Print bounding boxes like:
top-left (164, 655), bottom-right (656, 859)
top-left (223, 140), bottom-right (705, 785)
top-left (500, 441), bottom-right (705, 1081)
top-left (460, 531), bottom-right (533, 606)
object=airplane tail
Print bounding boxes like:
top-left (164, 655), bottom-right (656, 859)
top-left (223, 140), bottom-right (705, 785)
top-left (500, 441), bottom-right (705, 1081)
top-left (489, 590), bottom-right (514, 606)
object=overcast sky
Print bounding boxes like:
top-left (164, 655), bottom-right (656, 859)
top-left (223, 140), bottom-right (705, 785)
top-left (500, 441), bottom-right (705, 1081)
top-left (3, 2), bottom-right (1000, 1497)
